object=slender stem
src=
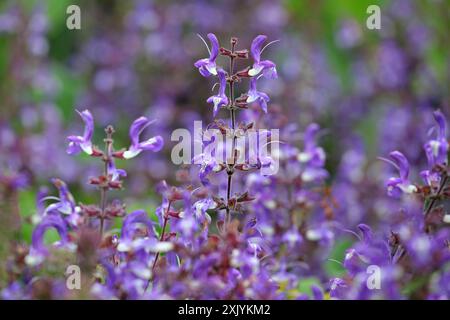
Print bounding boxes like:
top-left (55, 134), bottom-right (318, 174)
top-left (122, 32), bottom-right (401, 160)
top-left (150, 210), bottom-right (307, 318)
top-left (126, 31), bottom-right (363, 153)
top-left (424, 174), bottom-right (448, 216)
top-left (99, 127), bottom-right (114, 237)
top-left (225, 39), bottom-right (237, 227)
top-left (144, 200), bottom-right (172, 292)
top-left (226, 173), bottom-right (232, 225)
top-left (424, 174), bottom-right (448, 233)
top-left (99, 160), bottom-right (108, 237)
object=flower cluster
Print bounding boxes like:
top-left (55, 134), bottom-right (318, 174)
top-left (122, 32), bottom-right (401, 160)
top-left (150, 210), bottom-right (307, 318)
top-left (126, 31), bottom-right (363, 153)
top-left (329, 110), bottom-right (449, 299)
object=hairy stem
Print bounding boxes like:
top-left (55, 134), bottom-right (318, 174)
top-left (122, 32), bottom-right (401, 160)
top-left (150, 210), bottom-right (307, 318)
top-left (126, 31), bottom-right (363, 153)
top-left (225, 38), bottom-right (237, 227)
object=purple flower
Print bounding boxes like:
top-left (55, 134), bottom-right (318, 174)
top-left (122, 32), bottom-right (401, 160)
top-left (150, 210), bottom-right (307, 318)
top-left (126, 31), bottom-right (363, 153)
top-left (383, 151), bottom-right (417, 197)
top-left (282, 228), bottom-right (303, 248)
top-left (298, 124), bottom-right (326, 167)
top-left (297, 124), bottom-right (328, 182)
top-left (40, 179), bottom-right (81, 227)
top-left (424, 109), bottom-right (448, 167)
top-left (246, 77), bottom-right (270, 113)
top-left (311, 285), bottom-right (324, 300)
top-left (248, 35), bottom-right (277, 79)
top-left (194, 33), bottom-right (219, 77)
top-left (121, 210), bottom-right (155, 240)
top-left (192, 130), bottom-right (225, 186)
top-left (329, 278), bottom-right (347, 299)
top-left (206, 69), bottom-right (228, 116)
top-left (123, 117), bottom-right (164, 159)
top-left (25, 214), bottom-right (69, 266)
top-left (67, 109), bottom-right (94, 155)
top-left (44, 179), bottom-right (76, 216)
top-left (107, 158), bottom-right (127, 181)
top-left (193, 198), bottom-right (213, 226)
top-left (196, 154), bottom-right (219, 186)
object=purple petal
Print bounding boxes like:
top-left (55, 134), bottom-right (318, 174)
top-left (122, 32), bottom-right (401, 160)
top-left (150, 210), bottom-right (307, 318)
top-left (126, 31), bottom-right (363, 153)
top-left (217, 69), bottom-right (227, 95)
top-left (121, 210), bottom-right (155, 240)
top-left (311, 285), bottom-right (324, 300)
top-left (30, 215), bottom-right (68, 255)
top-left (107, 159), bottom-right (127, 181)
top-left (76, 109), bottom-right (94, 142)
top-left (194, 58), bottom-right (208, 69)
top-left (304, 123), bottom-right (320, 150)
top-left (66, 141), bottom-right (82, 155)
top-left (139, 135), bottom-right (164, 152)
top-left (51, 178), bottom-right (75, 213)
top-left (433, 109), bottom-right (447, 140)
top-left (261, 60), bottom-right (278, 79)
top-left (357, 224), bottom-right (373, 243)
top-left (259, 95), bottom-right (268, 113)
top-left (129, 116), bottom-right (151, 147)
top-left (389, 150), bottom-right (409, 181)
top-left (207, 33), bottom-right (219, 62)
top-left (251, 35), bottom-right (267, 63)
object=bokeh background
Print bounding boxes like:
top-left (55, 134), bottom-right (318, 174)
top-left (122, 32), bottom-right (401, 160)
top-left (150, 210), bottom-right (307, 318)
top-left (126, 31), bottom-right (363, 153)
top-left (0, 0), bottom-right (448, 290)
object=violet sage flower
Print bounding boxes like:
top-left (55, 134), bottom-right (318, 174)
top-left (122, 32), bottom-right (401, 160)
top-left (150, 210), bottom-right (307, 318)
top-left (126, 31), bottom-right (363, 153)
top-left (44, 178), bottom-right (76, 216)
top-left (206, 69), bottom-right (228, 116)
top-left (67, 109), bottom-right (94, 156)
top-left (421, 110), bottom-right (448, 186)
top-left (122, 117), bottom-right (164, 159)
top-left (297, 123), bottom-right (328, 182)
top-left (107, 158), bottom-right (127, 181)
top-left (248, 35), bottom-right (277, 79)
top-left (383, 151), bottom-right (417, 197)
top-left (25, 214), bottom-right (69, 266)
top-left (39, 178), bottom-right (81, 227)
top-left (424, 109), bottom-right (448, 167)
top-left (194, 33), bottom-right (219, 77)
top-left (246, 77), bottom-right (270, 113)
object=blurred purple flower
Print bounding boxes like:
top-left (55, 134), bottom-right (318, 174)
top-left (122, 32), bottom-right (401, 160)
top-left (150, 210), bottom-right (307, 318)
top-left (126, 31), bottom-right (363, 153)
top-left (25, 214), bottom-right (69, 266)
top-left (424, 110), bottom-right (448, 167)
top-left (121, 210), bottom-right (155, 240)
top-left (298, 123), bottom-right (328, 182)
top-left (382, 151), bottom-right (417, 197)
top-left (40, 179), bottom-right (81, 227)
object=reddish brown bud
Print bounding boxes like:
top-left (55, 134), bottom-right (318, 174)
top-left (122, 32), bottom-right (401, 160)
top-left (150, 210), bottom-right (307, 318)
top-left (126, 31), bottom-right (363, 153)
top-left (228, 197), bottom-right (236, 209)
top-left (168, 210), bottom-right (182, 218)
top-left (219, 47), bottom-right (232, 56)
top-left (235, 49), bottom-right (249, 59)
top-left (236, 67), bottom-right (251, 78)
top-left (112, 150), bottom-right (126, 159)
top-left (236, 191), bottom-right (255, 202)
top-left (89, 177), bottom-right (100, 185)
top-left (108, 180), bottom-right (122, 189)
top-left (212, 196), bottom-right (226, 210)
top-left (91, 146), bottom-right (104, 157)
top-left (168, 186), bottom-right (184, 201)
top-left (105, 201), bottom-right (126, 218)
top-left (80, 204), bottom-right (101, 217)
